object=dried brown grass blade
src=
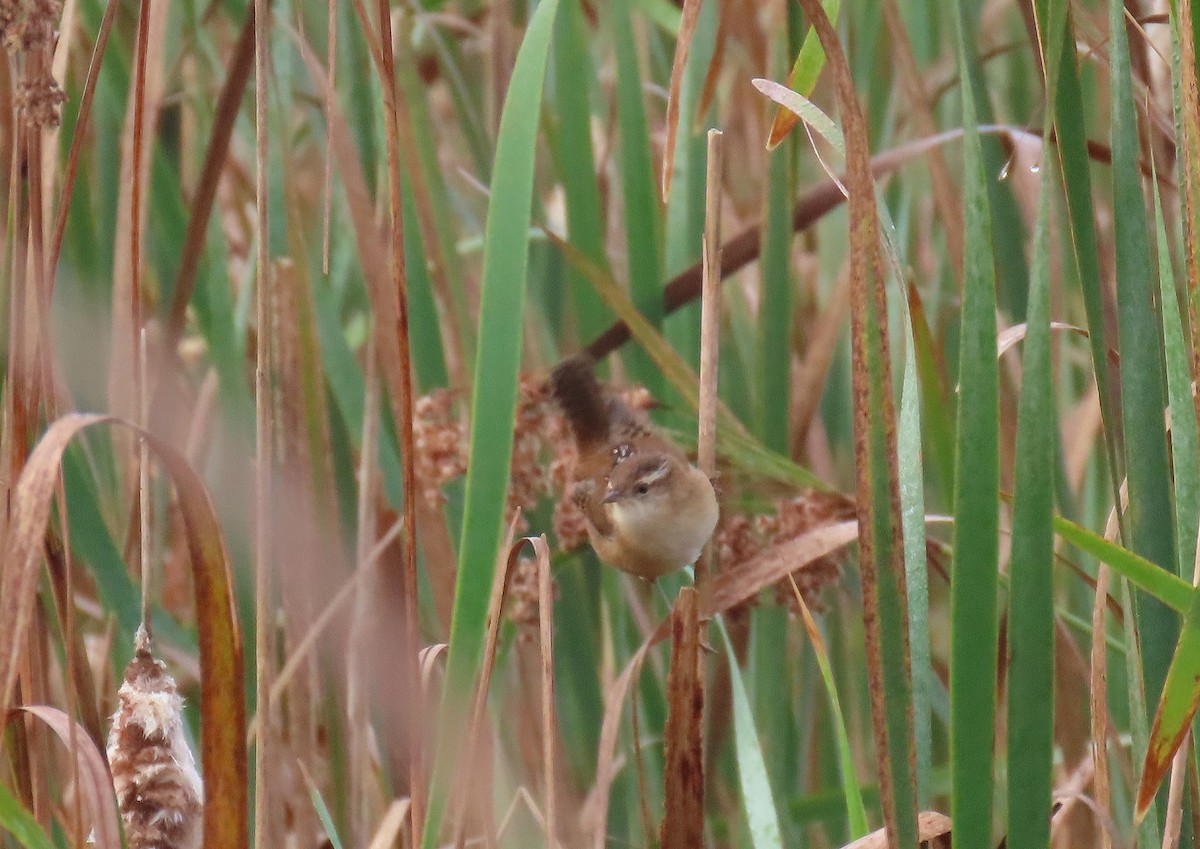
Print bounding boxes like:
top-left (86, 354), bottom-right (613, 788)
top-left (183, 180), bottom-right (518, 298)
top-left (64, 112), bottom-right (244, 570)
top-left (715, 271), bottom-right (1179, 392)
top-left (251, 0), bottom-right (274, 843)
top-left (367, 799), bottom-right (412, 849)
top-left (15, 705), bottom-right (121, 849)
top-left (373, 0), bottom-right (425, 831)
top-left (451, 513), bottom-right (522, 849)
top-left (661, 0), bottom-right (704, 201)
top-left (659, 587), bottom-right (703, 849)
top-left (584, 638), bottom-right (653, 849)
top-left (108, 0), bottom-right (165, 425)
top-left (838, 810), bottom-right (952, 848)
top-left (0, 414), bottom-right (247, 848)
top-left (709, 519), bottom-right (859, 614)
top-left (996, 321), bottom-right (1087, 358)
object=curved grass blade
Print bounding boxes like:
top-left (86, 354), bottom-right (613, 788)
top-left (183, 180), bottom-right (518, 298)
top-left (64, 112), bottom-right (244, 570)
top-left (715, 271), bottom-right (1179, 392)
top-left (766, 0), bottom-right (842, 148)
top-left (1052, 516), bottom-right (1191, 613)
top-left (17, 706), bottom-right (121, 849)
top-left (0, 783), bottom-right (56, 849)
top-left (421, 2), bottom-right (562, 845)
top-left (788, 580), bottom-right (869, 838)
top-left (1134, 152), bottom-right (1200, 826)
top-left (717, 618), bottom-right (783, 849)
top-left (0, 413), bottom-right (247, 849)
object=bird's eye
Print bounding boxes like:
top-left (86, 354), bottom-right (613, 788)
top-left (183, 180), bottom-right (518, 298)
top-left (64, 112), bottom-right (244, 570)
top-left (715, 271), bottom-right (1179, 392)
top-left (634, 482), bottom-right (650, 495)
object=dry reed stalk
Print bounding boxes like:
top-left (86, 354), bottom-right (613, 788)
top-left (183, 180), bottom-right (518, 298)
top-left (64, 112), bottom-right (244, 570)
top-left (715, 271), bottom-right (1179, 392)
top-left (1163, 736), bottom-right (1188, 849)
top-left (349, 329), bottom-right (380, 846)
top-left (1089, 505), bottom-right (1121, 849)
top-left (373, 0), bottom-right (425, 834)
top-left (661, 0), bottom-right (703, 201)
top-left (47, 0), bottom-right (118, 280)
top-left (252, 0), bottom-right (273, 844)
top-left (534, 535), bottom-right (558, 849)
top-left (659, 587), bottom-right (704, 849)
top-left (450, 514), bottom-right (521, 849)
top-left (696, 128), bottom-right (722, 595)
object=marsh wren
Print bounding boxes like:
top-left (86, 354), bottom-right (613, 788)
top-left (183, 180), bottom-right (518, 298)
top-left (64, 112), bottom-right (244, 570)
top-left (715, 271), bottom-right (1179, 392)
top-left (549, 354), bottom-right (719, 581)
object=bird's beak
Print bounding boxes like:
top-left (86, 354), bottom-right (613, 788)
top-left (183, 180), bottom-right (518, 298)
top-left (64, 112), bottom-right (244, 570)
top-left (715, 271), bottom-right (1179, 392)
top-left (601, 488), bottom-right (622, 504)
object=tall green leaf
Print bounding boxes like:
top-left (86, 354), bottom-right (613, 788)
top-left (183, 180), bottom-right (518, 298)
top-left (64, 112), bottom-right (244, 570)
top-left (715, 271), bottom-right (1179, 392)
top-left (1005, 172), bottom-right (1056, 849)
top-left (1109, 0), bottom-right (1178, 717)
top-left (421, 3), bottom-right (562, 845)
top-left (950, 3), bottom-right (1001, 848)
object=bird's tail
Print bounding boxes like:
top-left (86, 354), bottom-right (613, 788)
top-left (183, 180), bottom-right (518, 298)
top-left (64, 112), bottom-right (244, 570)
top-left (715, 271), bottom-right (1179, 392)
top-left (549, 354), bottom-right (610, 452)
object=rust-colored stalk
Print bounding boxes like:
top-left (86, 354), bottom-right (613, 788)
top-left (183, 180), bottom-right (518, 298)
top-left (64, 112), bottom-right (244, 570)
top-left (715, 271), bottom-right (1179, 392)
top-left (252, 0), bottom-right (273, 845)
top-left (47, 0), bottom-right (120, 283)
top-left (374, 0), bottom-right (424, 837)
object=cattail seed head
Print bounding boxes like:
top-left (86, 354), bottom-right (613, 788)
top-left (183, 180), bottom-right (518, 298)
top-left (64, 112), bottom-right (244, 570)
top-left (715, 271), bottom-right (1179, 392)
top-left (107, 629), bottom-right (203, 849)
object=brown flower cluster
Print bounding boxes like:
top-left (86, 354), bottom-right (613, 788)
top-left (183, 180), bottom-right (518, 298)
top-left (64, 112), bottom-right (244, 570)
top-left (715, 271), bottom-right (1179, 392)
top-left (505, 555), bottom-right (559, 636)
top-left (715, 490), bottom-right (856, 613)
top-left (412, 388), bottom-right (468, 505)
top-left (107, 629), bottom-right (204, 849)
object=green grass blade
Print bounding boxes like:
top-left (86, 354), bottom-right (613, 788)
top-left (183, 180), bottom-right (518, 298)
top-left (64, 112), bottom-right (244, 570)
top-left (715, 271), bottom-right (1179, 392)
top-left (1005, 174), bottom-right (1056, 849)
top-left (718, 618), bottom-right (784, 849)
top-left (792, 592), bottom-right (869, 837)
top-left (1109, 0), bottom-right (1179, 714)
top-left (898, 315), bottom-right (932, 808)
top-left (551, 0), bottom-right (613, 344)
top-left (422, 3), bottom-right (562, 845)
top-left (1153, 179), bottom-right (1199, 580)
top-left (1134, 141), bottom-right (1200, 825)
top-left (0, 783), bottom-right (56, 849)
top-left (1138, 584), bottom-right (1200, 819)
top-left (758, 134), bottom-right (793, 453)
top-left (1048, 14), bottom-right (1124, 505)
top-left (950, 4), bottom-right (1002, 847)
top-left (607, 0), bottom-right (664, 392)
top-left (1052, 516), bottom-right (1191, 613)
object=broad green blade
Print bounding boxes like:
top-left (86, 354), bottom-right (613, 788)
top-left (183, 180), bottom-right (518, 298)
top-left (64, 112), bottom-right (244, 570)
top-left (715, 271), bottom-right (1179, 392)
top-left (422, 3), bottom-right (562, 846)
top-left (950, 4), bottom-right (1002, 848)
top-left (1005, 170), bottom-right (1056, 849)
top-left (718, 618), bottom-right (784, 849)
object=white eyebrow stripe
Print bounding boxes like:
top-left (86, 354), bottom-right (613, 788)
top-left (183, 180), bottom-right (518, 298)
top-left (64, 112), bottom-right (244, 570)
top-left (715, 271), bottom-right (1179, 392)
top-left (640, 461), bottom-right (670, 485)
